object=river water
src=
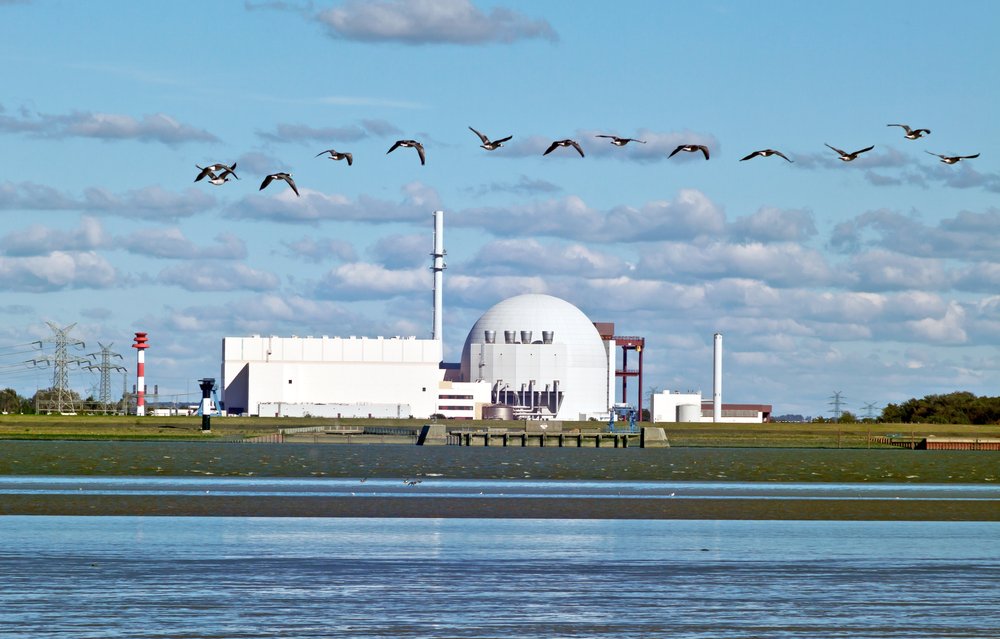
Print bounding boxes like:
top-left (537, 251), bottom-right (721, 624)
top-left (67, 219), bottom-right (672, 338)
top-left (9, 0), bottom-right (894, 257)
top-left (1, 516), bottom-right (997, 638)
top-left (1, 442), bottom-right (998, 637)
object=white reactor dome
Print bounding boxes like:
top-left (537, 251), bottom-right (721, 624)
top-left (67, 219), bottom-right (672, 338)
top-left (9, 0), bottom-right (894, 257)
top-left (460, 294), bottom-right (611, 419)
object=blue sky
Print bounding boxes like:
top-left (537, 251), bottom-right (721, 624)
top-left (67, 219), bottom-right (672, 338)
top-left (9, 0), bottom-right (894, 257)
top-left (1, 0), bottom-right (998, 417)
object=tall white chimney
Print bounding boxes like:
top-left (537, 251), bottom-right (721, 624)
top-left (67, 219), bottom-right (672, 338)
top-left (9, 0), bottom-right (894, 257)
top-left (431, 210), bottom-right (445, 341)
top-left (713, 332), bottom-right (722, 422)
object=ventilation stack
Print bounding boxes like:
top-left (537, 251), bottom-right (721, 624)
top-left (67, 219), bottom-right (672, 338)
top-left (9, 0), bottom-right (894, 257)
top-left (431, 210), bottom-right (446, 341)
top-left (713, 332), bottom-right (722, 422)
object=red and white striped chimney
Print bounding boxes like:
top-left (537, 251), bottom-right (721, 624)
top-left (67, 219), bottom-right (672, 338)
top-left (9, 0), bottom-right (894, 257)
top-left (132, 332), bottom-right (149, 416)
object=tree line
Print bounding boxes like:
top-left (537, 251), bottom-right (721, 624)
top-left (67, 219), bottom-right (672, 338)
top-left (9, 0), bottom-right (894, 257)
top-left (879, 391), bottom-right (1000, 425)
top-left (0, 387), bottom-right (119, 415)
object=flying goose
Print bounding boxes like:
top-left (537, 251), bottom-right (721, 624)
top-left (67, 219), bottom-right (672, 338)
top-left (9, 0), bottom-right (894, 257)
top-left (596, 134), bottom-right (646, 146)
top-left (195, 162), bottom-right (238, 182)
top-left (315, 149), bottom-right (353, 165)
top-left (260, 172), bottom-right (300, 197)
top-left (543, 139), bottom-right (585, 157)
top-left (740, 149), bottom-right (793, 162)
top-left (888, 124), bottom-right (931, 139)
top-left (825, 143), bottom-right (874, 161)
top-left (926, 151), bottom-right (980, 164)
top-left (469, 126), bottom-right (512, 150)
top-left (198, 170), bottom-right (231, 186)
top-left (669, 144), bottom-right (710, 160)
top-left (387, 139), bottom-right (426, 165)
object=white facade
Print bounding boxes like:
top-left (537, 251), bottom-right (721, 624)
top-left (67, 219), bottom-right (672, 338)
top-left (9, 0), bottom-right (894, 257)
top-left (222, 335), bottom-right (445, 417)
top-left (651, 391), bottom-right (703, 423)
top-left (460, 294), bottom-right (614, 420)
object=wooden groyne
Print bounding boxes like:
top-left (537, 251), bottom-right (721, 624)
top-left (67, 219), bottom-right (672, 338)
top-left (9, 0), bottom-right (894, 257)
top-left (870, 435), bottom-right (1000, 450)
top-left (919, 437), bottom-right (1000, 451)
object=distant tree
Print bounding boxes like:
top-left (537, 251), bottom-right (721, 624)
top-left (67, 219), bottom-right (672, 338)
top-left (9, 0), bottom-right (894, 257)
top-left (0, 388), bottom-right (23, 414)
top-left (838, 411), bottom-right (857, 424)
top-left (30, 387), bottom-right (83, 413)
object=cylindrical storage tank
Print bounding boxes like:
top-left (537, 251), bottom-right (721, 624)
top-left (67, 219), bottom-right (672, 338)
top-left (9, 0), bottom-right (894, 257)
top-left (677, 404), bottom-right (701, 423)
top-left (482, 404), bottom-right (514, 420)
top-left (484, 330), bottom-right (496, 344)
top-left (504, 330), bottom-right (516, 344)
top-left (520, 330), bottom-right (533, 344)
top-left (542, 331), bottom-right (554, 344)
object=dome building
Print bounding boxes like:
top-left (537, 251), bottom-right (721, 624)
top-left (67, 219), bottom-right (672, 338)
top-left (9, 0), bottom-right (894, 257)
top-left (460, 294), bottom-right (614, 420)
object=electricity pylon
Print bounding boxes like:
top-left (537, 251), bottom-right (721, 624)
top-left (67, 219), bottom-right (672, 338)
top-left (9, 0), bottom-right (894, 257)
top-left (84, 342), bottom-right (127, 414)
top-left (30, 322), bottom-right (89, 414)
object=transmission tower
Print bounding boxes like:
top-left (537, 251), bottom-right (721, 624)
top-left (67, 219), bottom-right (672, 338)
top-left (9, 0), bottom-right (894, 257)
top-left (84, 342), bottom-right (127, 414)
top-left (828, 391), bottom-right (846, 420)
top-left (862, 402), bottom-right (880, 420)
top-left (31, 322), bottom-right (89, 414)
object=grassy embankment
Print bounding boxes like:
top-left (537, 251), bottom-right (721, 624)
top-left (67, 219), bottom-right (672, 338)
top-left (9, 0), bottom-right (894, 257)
top-left (0, 414), bottom-right (997, 447)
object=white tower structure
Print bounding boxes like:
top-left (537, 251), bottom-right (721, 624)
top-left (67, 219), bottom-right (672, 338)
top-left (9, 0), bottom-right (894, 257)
top-left (431, 210), bottom-right (445, 342)
top-left (713, 332), bottom-right (722, 422)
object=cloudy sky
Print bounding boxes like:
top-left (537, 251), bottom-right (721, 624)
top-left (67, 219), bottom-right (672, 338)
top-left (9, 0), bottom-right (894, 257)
top-left (1, 0), bottom-right (998, 416)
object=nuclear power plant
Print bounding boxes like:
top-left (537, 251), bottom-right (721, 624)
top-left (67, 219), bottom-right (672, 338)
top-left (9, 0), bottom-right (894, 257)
top-left (220, 211), bottom-right (770, 423)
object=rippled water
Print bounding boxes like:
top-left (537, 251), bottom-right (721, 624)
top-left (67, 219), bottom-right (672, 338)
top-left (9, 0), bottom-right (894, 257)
top-left (2, 440), bottom-right (998, 482)
top-left (1, 516), bottom-right (997, 639)
top-left (2, 441), bottom-right (998, 637)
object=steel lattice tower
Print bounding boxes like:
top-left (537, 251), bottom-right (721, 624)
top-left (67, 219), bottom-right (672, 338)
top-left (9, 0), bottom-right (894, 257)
top-left (85, 342), bottom-right (126, 414)
top-left (828, 391), bottom-right (846, 420)
top-left (34, 322), bottom-right (89, 414)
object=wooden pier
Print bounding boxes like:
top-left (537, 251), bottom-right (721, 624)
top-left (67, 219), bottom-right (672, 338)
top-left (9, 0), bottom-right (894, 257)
top-left (419, 424), bottom-right (670, 448)
top-left (449, 429), bottom-right (633, 448)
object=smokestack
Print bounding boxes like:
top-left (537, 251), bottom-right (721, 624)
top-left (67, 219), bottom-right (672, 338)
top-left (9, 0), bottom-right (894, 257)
top-left (132, 332), bottom-right (149, 416)
top-left (431, 210), bottom-right (446, 341)
top-left (713, 332), bottom-right (722, 422)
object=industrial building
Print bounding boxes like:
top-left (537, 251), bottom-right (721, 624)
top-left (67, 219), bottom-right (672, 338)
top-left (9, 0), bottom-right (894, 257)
top-left (221, 210), bottom-right (767, 422)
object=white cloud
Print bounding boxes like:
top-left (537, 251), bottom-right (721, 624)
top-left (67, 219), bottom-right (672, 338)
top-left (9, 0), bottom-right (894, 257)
top-left (467, 239), bottom-right (628, 277)
top-left (315, 263), bottom-right (428, 300)
top-left (157, 262), bottom-right (280, 292)
top-left (0, 251), bottom-right (117, 292)
top-left (455, 189), bottom-right (725, 242)
top-left (729, 206), bottom-right (817, 242)
top-left (120, 229), bottom-right (247, 260)
top-left (906, 301), bottom-right (967, 344)
top-left (281, 237), bottom-right (358, 263)
top-left (225, 181), bottom-right (440, 225)
top-left (316, 0), bottom-right (558, 45)
top-left (2, 216), bottom-right (108, 256)
top-left (0, 105), bottom-right (218, 144)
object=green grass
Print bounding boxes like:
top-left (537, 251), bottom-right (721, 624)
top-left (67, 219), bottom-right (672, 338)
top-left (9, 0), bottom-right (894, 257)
top-left (1, 414), bottom-right (997, 447)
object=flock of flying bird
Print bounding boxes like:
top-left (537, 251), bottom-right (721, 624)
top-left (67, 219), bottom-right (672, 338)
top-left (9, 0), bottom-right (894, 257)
top-left (193, 123), bottom-right (982, 197)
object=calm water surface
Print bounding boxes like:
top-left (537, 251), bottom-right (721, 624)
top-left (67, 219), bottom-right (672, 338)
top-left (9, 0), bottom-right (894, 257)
top-left (0, 517), bottom-right (997, 639)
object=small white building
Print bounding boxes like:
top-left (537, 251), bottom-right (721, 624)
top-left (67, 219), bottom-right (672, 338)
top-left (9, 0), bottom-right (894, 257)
top-left (650, 390), bottom-right (772, 424)
top-left (651, 391), bottom-right (704, 423)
